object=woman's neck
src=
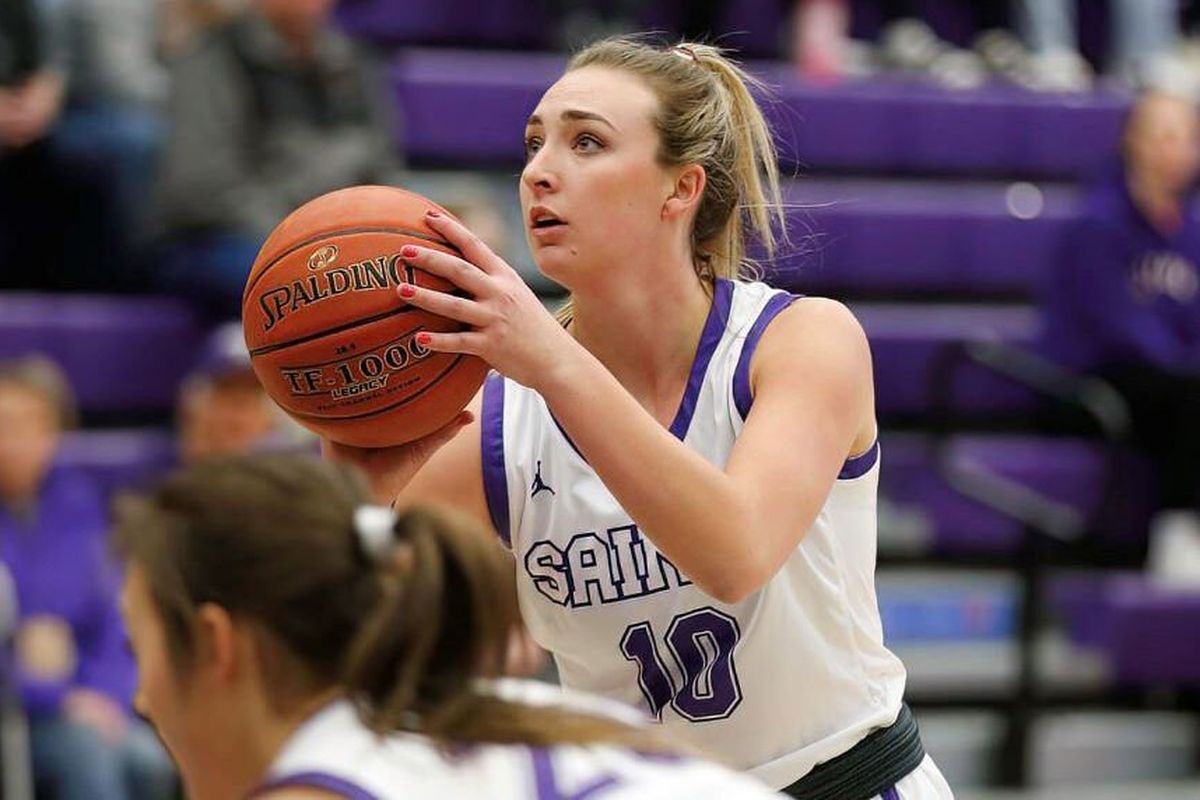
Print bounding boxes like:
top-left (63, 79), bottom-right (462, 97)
top-left (569, 273), bottom-right (715, 406)
top-left (185, 689), bottom-right (341, 800)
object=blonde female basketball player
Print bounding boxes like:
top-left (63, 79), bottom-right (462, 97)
top-left (114, 454), bottom-right (782, 800)
top-left (326, 37), bottom-right (953, 799)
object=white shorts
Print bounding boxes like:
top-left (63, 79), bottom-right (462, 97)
top-left (876, 756), bottom-right (955, 800)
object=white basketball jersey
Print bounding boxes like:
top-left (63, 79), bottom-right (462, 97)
top-left (253, 679), bottom-right (782, 799)
top-left (480, 279), bottom-right (908, 789)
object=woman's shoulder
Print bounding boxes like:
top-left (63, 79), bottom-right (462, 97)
top-left (762, 295), bottom-right (866, 347)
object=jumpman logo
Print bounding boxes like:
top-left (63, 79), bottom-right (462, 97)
top-left (530, 461), bottom-right (555, 498)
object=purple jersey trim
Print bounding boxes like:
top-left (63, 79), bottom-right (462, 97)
top-left (668, 277), bottom-right (734, 439)
top-left (531, 747), bottom-right (622, 800)
top-left (733, 290), bottom-right (799, 420)
top-left (250, 771), bottom-right (378, 800)
top-left (548, 279), bottom-right (735, 458)
top-left (838, 440), bottom-right (880, 480)
top-left (880, 786), bottom-right (900, 800)
top-left (481, 372), bottom-right (512, 547)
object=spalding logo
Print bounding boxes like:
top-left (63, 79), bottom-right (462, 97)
top-left (308, 244), bottom-right (339, 271)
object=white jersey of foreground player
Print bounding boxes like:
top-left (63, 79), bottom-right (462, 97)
top-left (482, 279), bottom-right (949, 796)
top-left (251, 679), bottom-right (784, 799)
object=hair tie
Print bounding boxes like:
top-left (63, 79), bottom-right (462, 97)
top-left (673, 44), bottom-right (699, 63)
top-left (354, 505), bottom-right (397, 561)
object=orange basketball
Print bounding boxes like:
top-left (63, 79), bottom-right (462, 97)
top-left (242, 185), bottom-right (488, 447)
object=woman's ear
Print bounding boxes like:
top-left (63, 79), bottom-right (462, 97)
top-left (194, 603), bottom-right (240, 684)
top-left (662, 164), bottom-right (706, 220)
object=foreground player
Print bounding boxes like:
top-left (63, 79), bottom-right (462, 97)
top-left (328, 37), bottom-right (953, 798)
top-left (114, 454), bottom-right (783, 800)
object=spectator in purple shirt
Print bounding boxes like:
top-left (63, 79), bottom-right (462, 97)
top-left (0, 356), bottom-right (175, 800)
top-left (1039, 89), bottom-right (1200, 513)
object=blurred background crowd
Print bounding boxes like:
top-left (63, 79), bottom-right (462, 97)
top-left (3, 1), bottom-right (1200, 798)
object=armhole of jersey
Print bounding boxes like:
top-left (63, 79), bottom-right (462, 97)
top-left (732, 291), bottom-right (799, 420)
top-left (734, 292), bottom-right (879, 480)
top-left (838, 439), bottom-right (880, 480)
top-left (480, 372), bottom-right (512, 548)
top-left (251, 771), bottom-right (379, 800)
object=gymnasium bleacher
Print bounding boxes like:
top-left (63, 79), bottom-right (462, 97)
top-left (3, 0), bottom-right (1199, 795)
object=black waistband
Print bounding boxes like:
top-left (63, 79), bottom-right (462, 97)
top-left (781, 704), bottom-right (926, 800)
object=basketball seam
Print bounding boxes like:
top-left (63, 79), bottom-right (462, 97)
top-left (248, 305), bottom-right (421, 357)
top-left (241, 226), bottom-right (462, 302)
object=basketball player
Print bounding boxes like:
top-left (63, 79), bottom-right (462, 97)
top-left (113, 454), bottom-right (783, 800)
top-left (325, 37), bottom-right (953, 799)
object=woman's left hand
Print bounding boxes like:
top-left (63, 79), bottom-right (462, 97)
top-left (396, 209), bottom-right (577, 390)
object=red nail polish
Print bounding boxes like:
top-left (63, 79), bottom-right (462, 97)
top-left (416, 332), bottom-right (432, 345)
top-left (399, 284), bottom-right (416, 298)
top-left (401, 244), bottom-right (418, 258)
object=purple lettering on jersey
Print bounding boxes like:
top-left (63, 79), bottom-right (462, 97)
top-left (620, 622), bottom-right (674, 718)
top-left (620, 608), bottom-right (743, 723)
top-left (665, 608), bottom-right (743, 721)
top-left (530, 748), bottom-right (623, 800)
top-left (733, 290), bottom-right (798, 420)
top-left (521, 525), bottom-right (692, 609)
top-left (881, 786), bottom-right (901, 800)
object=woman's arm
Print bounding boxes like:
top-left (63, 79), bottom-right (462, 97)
top-left (539, 298), bottom-right (874, 603)
top-left (400, 212), bottom-right (875, 603)
top-left (323, 394), bottom-right (493, 535)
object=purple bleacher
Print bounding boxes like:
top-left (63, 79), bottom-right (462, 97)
top-left (0, 294), bottom-right (204, 415)
top-left (754, 68), bottom-right (1127, 178)
top-left (765, 180), bottom-right (1076, 298)
top-left (1055, 573), bottom-right (1200, 685)
top-left (58, 428), bottom-right (178, 502)
top-left (883, 435), bottom-right (1147, 555)
top-left (1104, 583), bottom-right (1200, 685)
top-left (853, 303), bottom-right (1040, 418)
top-left (391, 49), bottom-right (1129, 177)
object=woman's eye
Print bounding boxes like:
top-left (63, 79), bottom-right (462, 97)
top-left (523, 136), bottom-right (543, 157)
top-left (575, 134), bottom-right (603, 152)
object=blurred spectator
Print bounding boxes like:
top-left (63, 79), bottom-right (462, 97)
top-left (1014, 0), bottom-right (1180, 89)
top-left (1039, 90), bottom-right (1200, 517)
top-left (161, 0), bottom-right (245, 55)
top-left (157, 0), bottom-right (404, 320)
top-left (177, 322), bottom-right (310, 463)
top-left (54, 0), bottom-right (170, 286)
top-left (0, 0), bottom-right (168, 292)
top-left (0, 0), bottom-right (74, 290)
top-left (0, 356), bottom-right (175, 800)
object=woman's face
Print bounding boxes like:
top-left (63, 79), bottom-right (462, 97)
top-left (0, 383), bottom-right (59, 503)
top-left (121, 565), bottom-right (203, 786)
top-left (1126, 93), bottom-right (1200, 197)
top-left (520, 66), bottom-right (677, 285)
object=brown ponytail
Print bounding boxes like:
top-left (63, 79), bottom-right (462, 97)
top-left (344, 504), bottom-right (676, 750)
top-left (115, 454), bottom-right (676, 752)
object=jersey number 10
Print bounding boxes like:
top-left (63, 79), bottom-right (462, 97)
top-left (620, 607), bottom-right (743, 722)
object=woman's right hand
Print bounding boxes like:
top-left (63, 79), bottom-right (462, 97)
top-left (321, 410), bottom-right (474, 505)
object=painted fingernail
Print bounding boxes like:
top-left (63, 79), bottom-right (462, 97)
top-left (416, 332), bottom-right (432, 345)
top-left (399, 283), bottom-right (416, 298)
top-left (426, 209), bottom-right (441, 218)
top-left (401, 244), bottom-right (418, 258)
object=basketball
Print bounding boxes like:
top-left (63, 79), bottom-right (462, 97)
top-left (241, 185), bottom-right (488, 447)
